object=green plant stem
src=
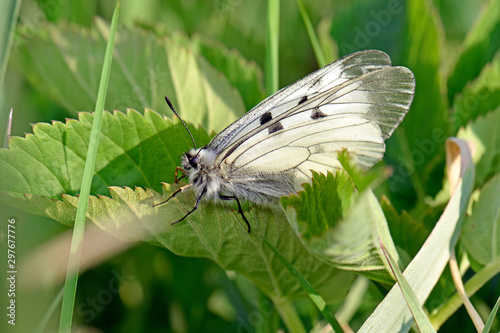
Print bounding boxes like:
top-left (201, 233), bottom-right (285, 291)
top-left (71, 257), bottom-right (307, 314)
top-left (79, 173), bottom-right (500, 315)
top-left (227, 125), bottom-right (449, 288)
top-left (265, 0), bottom-right (280, 95)
top-left (35, 288), bottom-right (64, 333)
top-left (273, 298), bottom-right (307, 333)
top-left (429, 256), bottom-right (500, 330)
top-left (296, 0), bottom-right (326, 67)
top-left (58, 2), bottom-right (120, 332)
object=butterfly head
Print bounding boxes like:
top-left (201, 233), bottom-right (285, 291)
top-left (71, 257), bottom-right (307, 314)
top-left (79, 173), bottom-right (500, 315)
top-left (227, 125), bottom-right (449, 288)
top-left (182, 146), bottom-right (216, 171)
top-left (182, 149), bottom-right (201, 170)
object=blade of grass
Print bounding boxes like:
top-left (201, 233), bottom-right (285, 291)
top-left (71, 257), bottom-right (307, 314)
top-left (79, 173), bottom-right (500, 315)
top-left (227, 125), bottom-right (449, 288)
top-left (34, 287), bottom-right (64, 333)
top-left (4, 107), bottom-right (12, 147)
top-left (260, 235), bottom-right (343, 333)
top-left (0, 0), bottom-right (21, 143)
top-left (296, 0), bottom-right (326, 67)
top-left (58, 1), bottom-right (121, 332)
top-left (0, 0), bottom-right (21, 89)
top-left (265, 0), bottom-right (279, 95)
top-left (482, 296), bottom-right (500, 333)
top-left (380, 239), bottom-right (436, 333)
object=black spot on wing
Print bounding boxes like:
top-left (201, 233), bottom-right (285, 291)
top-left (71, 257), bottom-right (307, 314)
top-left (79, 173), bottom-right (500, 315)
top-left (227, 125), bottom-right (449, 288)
top-left (311, 107), bottom-right (327, 120)
top-left (298, 96), bottom-right (308, 105)
top-left (260, 112), bottom-right (273, 125)
top-left (268, 122), bottom-right (284, 134)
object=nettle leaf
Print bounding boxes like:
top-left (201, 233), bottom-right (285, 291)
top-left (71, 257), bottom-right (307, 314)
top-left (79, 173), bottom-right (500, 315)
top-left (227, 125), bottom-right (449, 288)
top-left (0, 109), bottom-right (354, 302)
top-left (282, 171), bottom-right (397, 285)
top-left (452, 53), bottom-right (500, 133)
top-left (187, 34), bottom-right (266, 111)
top-left (88, 185), bottom-right (354, 302)
top-left (458, 107), bottom-right (500, 186)
top-left (462, 174), bottom-right (500, 271)
top-left (12, 19), bottom-right (248, 133)
top-left (0, 109), bottom-right (210, 223)
top-left (447, 0), bottom-right (500, 105)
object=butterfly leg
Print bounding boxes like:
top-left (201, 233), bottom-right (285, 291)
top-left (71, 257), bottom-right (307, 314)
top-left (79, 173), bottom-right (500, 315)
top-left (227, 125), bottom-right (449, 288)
top-left (170, 187), bottom-right (207, 225)
top-left (153, 183), bottom-right (193, 207)
top-left (219, 194), bottom-right (250, 233)
top-left (174, 166), bottom-right (189, 182)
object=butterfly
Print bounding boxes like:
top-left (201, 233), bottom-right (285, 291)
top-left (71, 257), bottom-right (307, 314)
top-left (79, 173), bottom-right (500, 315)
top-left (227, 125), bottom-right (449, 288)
top-left (157, 50), bottom-right (415, 233)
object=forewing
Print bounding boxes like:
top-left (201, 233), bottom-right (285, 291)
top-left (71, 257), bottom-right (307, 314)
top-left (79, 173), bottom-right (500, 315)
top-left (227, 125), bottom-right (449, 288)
top-left (209, 50), bottom-right (395, 153)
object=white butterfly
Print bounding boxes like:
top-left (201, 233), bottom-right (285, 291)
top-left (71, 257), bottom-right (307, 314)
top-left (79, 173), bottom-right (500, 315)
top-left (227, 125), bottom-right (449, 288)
top-left (158, 50), bottom-right (415, 232)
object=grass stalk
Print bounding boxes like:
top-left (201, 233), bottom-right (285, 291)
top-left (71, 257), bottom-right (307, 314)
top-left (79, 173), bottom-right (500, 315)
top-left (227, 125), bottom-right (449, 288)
top-left (58, 2), bottom-right (121, 332)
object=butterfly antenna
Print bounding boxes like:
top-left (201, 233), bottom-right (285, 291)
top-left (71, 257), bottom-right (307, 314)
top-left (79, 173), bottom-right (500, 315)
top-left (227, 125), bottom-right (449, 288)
top-left (165, 96), bottom-right (196, 149)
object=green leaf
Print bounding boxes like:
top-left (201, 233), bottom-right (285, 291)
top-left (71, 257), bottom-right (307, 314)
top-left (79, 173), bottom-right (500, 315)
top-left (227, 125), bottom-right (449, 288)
top-left (92, 185), bottom-right (355, 302)
top-left (11, 19), bottom-right (247, 133)
top-left (457, 107), bottom-right (500, 186)
top-left (282, 172), bottom-right (398, 285)
top-left (281, 171), bottom-right (354, 237)
top-left (0, 109), bottom-right (210, 214)
top-left (0, 109), bottom-right (354, 303)
top-left (447, 0), bottom-right (500, 105)
top-left (393, 0), bottom-right (448, 199)
top-left (462, 174), bottom-right (500, 270)
top-left (452, 53), bottom-right (500, 133)
top-left (187, 34), bottom-right (266, 111)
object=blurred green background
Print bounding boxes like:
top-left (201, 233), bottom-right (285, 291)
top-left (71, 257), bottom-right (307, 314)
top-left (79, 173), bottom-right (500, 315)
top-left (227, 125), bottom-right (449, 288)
top-left (1, 0), bottom-right (498, 332)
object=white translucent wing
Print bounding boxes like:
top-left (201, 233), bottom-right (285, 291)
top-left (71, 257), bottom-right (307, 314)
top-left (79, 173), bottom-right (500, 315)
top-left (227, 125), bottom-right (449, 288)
top-left (210, 50), bottom-right (415, 191)
top-left (224, 117), bottom-right (385, 188)
top-left (209, 50), bottom-right (401, 154)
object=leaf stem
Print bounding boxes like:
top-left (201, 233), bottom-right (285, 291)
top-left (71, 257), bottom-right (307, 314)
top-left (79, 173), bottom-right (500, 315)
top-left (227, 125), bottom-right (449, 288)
top-left (449, 249), bottom-right (484, 332)
top-left (296, 0), bottom-right (326, 67)
top-left (430, 256), bottom-right (500, 330)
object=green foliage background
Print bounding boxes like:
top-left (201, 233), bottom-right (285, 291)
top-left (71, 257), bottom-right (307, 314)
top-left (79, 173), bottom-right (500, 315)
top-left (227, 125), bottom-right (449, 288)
top-left (0, 0), bottom-right (499, 332)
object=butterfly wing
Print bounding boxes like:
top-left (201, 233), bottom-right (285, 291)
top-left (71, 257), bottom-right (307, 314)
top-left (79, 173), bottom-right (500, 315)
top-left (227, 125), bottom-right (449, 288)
top-left (210, 50), bottom-right (415, 191)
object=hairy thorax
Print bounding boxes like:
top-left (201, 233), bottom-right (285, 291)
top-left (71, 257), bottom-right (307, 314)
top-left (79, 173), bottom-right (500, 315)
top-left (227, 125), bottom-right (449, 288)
top-left (182, 147), bottom-right (295, 205)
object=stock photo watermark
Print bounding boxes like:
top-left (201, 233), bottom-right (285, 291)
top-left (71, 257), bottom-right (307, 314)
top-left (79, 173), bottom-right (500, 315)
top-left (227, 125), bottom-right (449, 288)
top-left (76, 267), bottom-right (135, 323)
top-left (5, 218), bottom-right (17, 326)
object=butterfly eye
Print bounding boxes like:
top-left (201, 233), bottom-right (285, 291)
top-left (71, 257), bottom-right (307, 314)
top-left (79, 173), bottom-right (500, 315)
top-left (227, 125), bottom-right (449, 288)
top-left (189, 156), bottom-right (200, 168)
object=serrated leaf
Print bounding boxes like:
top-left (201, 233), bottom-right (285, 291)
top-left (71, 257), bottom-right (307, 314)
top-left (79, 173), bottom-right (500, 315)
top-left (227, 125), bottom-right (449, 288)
top-left (452, 53), bottom-right (500, 132)
top-left (282, 171), bottom-right (398, 285)
top-left (457, 107), bottom-right (500, 186)
top-left (447, 0), bottom-right (500, 104)
top-left (0, 109), bottom-right (210, 209)
top-left (462, 174), bottom-right (500, 270)
top-left (281, 171), bottom-right (354, 237)
top-left (71, 185), bottom-right (356, 302)
top-left (11, 19), bottom-right (247, 133)
top-left (0, 109), bottom-right (354, 303)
